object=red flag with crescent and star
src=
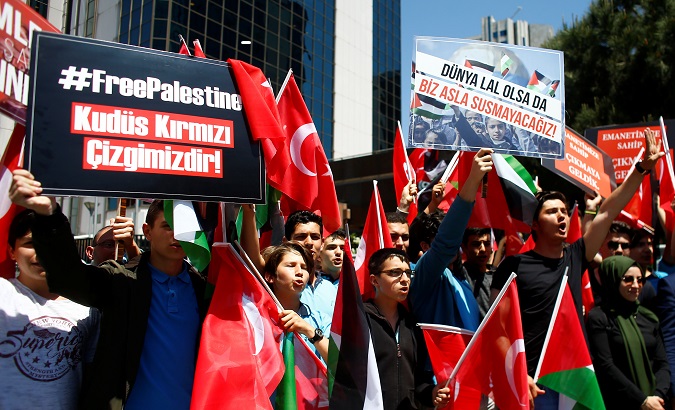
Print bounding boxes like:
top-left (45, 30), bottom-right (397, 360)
top-left (393, 121), bottom-right (417, 217)
top-left (453, 276), bottom-right (529, 410)
top-left (227, 59), bottom-right (289, 195)
top-left (276, 74), bottom-right (341, 233)
top-left (190, 243), bottom-right (284, 409)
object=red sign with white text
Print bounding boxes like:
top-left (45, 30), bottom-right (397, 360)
top-left (70, 102), bottom-right (234, 148)
top-left (81, 137), bottom-right (223, 178)
top-left (0, 0), bottom-right (59, 123)
top-left (554, 128), bottom-right (613, 197)
top-left (596, 126), bottom-right (664, 183)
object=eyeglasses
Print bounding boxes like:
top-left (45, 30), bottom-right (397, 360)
top-left (93, 240), bottom-right (116, 249)
top-left (390, 233), bottom-right (410, 242)
top-left (607, 241), bottom-right (631, 251)
top-left (621, 275), bottom-right (646, 285)
top-left (380, 269), bottom-right (412, 278)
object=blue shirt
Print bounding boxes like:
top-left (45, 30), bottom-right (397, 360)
top-left (125, 263), bottom-right (200, 410)
top-left (410, 196), bottom-right (480, 331)
top-left (300, 274), bottom-right (338, 319)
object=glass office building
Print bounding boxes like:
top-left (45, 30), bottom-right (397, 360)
top-left (69, 0), bottom-right (399, 158)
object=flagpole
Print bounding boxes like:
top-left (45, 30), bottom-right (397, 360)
top-left (229, 241), bottom-right (312, 350)
top-left (660, 116), bottom-right (675, 190)
top-left (177, 34), bottom-right (191, 56)
top-left (397, 120), bottom-right (417, 205)
top-left (533, 268), bottom-right (568, 382)
top-left (440, 151), bottom-right (460, 184)
top-left (275, 68), bottom-right (293, 103)
top-left (373, 180), bottom-right (385, 248)
top-left (417, 323), bottom-right (475, 336)
top-left (445, 272), bottom-right (517, 387)
top-left (232, 240), bottom-right (284, 310)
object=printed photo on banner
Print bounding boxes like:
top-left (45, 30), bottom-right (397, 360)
top-left (26, 32), bottom-right (265, 203)
top-left (409, 37), bottom-right (565, 159)
top-left (0, 0), bottom-right (59, 124)
top-left (541, 127), bottom-right (616, 198)
top-left (586, 119), bottom-right (675, 183)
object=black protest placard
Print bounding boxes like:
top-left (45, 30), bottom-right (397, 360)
top-left (26, 32), bottom-right (265, 203)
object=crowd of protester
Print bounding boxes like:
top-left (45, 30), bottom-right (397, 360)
top-left (2, 128), bottom-right (675, 410)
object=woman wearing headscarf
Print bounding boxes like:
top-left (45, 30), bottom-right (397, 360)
top-left (587, 255), bottom-right (670, 410)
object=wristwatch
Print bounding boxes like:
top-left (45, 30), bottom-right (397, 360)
top-left (634, 161), bottom-right (650, 175)
top-left (309, 328), bottom-right (324, 344)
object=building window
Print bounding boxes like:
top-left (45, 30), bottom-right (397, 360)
top-left (84, 0), bottom-right (96, 38)
top-left (29, 0), bottom-right (49, 18)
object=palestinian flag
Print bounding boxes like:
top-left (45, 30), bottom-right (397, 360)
top-left (500, 54), bottom-right (513, 77)
top-left (164, 200), bottom-right (211, 272)
top-left (277, 332), bottom-right (329, 409)
top-left (548, 80), bottom-right (560, 97)
top-left (439, 152), bottom-right (536, 232)
top-left (328, 247), bottom-right (383, 408)
top-left (493, 153), bottom-right (538, 227)
top-left (464, 59), bottom-right (495, 77)
top-left (535, 277), bottom-right (605, 410)
top-left (527, 70), bottom-right (552, 93)
top-left (411, 93), bottom-right (453, 120)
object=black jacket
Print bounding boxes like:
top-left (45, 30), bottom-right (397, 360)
top-left (364, 300), bottom-right (435, 410)
top-left (32, 209), bottom-right (209, 409)
top-left (587, 306), bottom-right (670, 409)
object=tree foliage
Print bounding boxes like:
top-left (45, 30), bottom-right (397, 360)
top-left (544, 0), bottom-right (675, 132)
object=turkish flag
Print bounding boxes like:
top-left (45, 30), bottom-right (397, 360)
top-left (227, 59), bottom-right (288, 193)
top-left (277, 74), bottom-right (341, 233)
top-left (294, 334), bottom-right (329, 409)
top-left (454, 278), bottom-right (529, 410)
top-left (620, 174), bottom-right (652, 229)
top-left (0, 124), bottom-right (25, 279)
top-left (420, 324), bottom-right (482, 410)
top-left (178, 40), bottom-right (190, 55)
top-left (518, 236), bottom-right (535, 254)
top-left (567, 204), bottom-right (595, 315)
top-left (354, 181), bottom-right (393, 300)
top-left (657, 149), bottom-right (675, 232)
top-left (393, 121), bottom-right (417, 215)
top-left (193, 39), bottom-right (206, 58)
top-left (191, 243), bottom-right (284, 409)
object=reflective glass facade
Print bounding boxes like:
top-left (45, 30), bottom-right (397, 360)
top-left (116, 0), bottom-right (399, 158)
top-left (372, 0), bottom-right (400, 151)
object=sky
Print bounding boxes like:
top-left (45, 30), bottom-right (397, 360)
top-left (399, 0), bottom-right (594, 135)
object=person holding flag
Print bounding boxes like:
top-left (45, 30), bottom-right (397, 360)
top-left (491, 128), bottom-right (665, 408)
top-left (588, 256), bottom-right (669, 410)
top-left (408, 148), bottom-right (494, 331)
top-left (365, 247), bottom-right (451, 409)
top-left (8, 169), bottom-right (210, 410)
top-left (262, 242), bottom-right (331, 363)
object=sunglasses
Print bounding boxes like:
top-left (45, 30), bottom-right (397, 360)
top-left (380, 268), bottom-right (412, 278)
top-left (607, 241), bottom-right (631, 251)
top-left (390, 233), bottom-right (410, 242)
top-left (621, 275), bottom-right (646, 285)
top-left (93, 240), bottom-right (116, 248)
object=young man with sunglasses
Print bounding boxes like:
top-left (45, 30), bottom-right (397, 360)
top-left (365, 248), bottom-right (450, 409)
top-left (491, 129), bottom-right (664, 409)
top-left (386, 212), bottom-right (410, 253)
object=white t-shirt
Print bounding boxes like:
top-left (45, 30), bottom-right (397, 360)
top-left (0, 278), bottom-right (100, 409)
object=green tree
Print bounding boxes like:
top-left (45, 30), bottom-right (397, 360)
top-left (544, 0), bottom-right (675, 132)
